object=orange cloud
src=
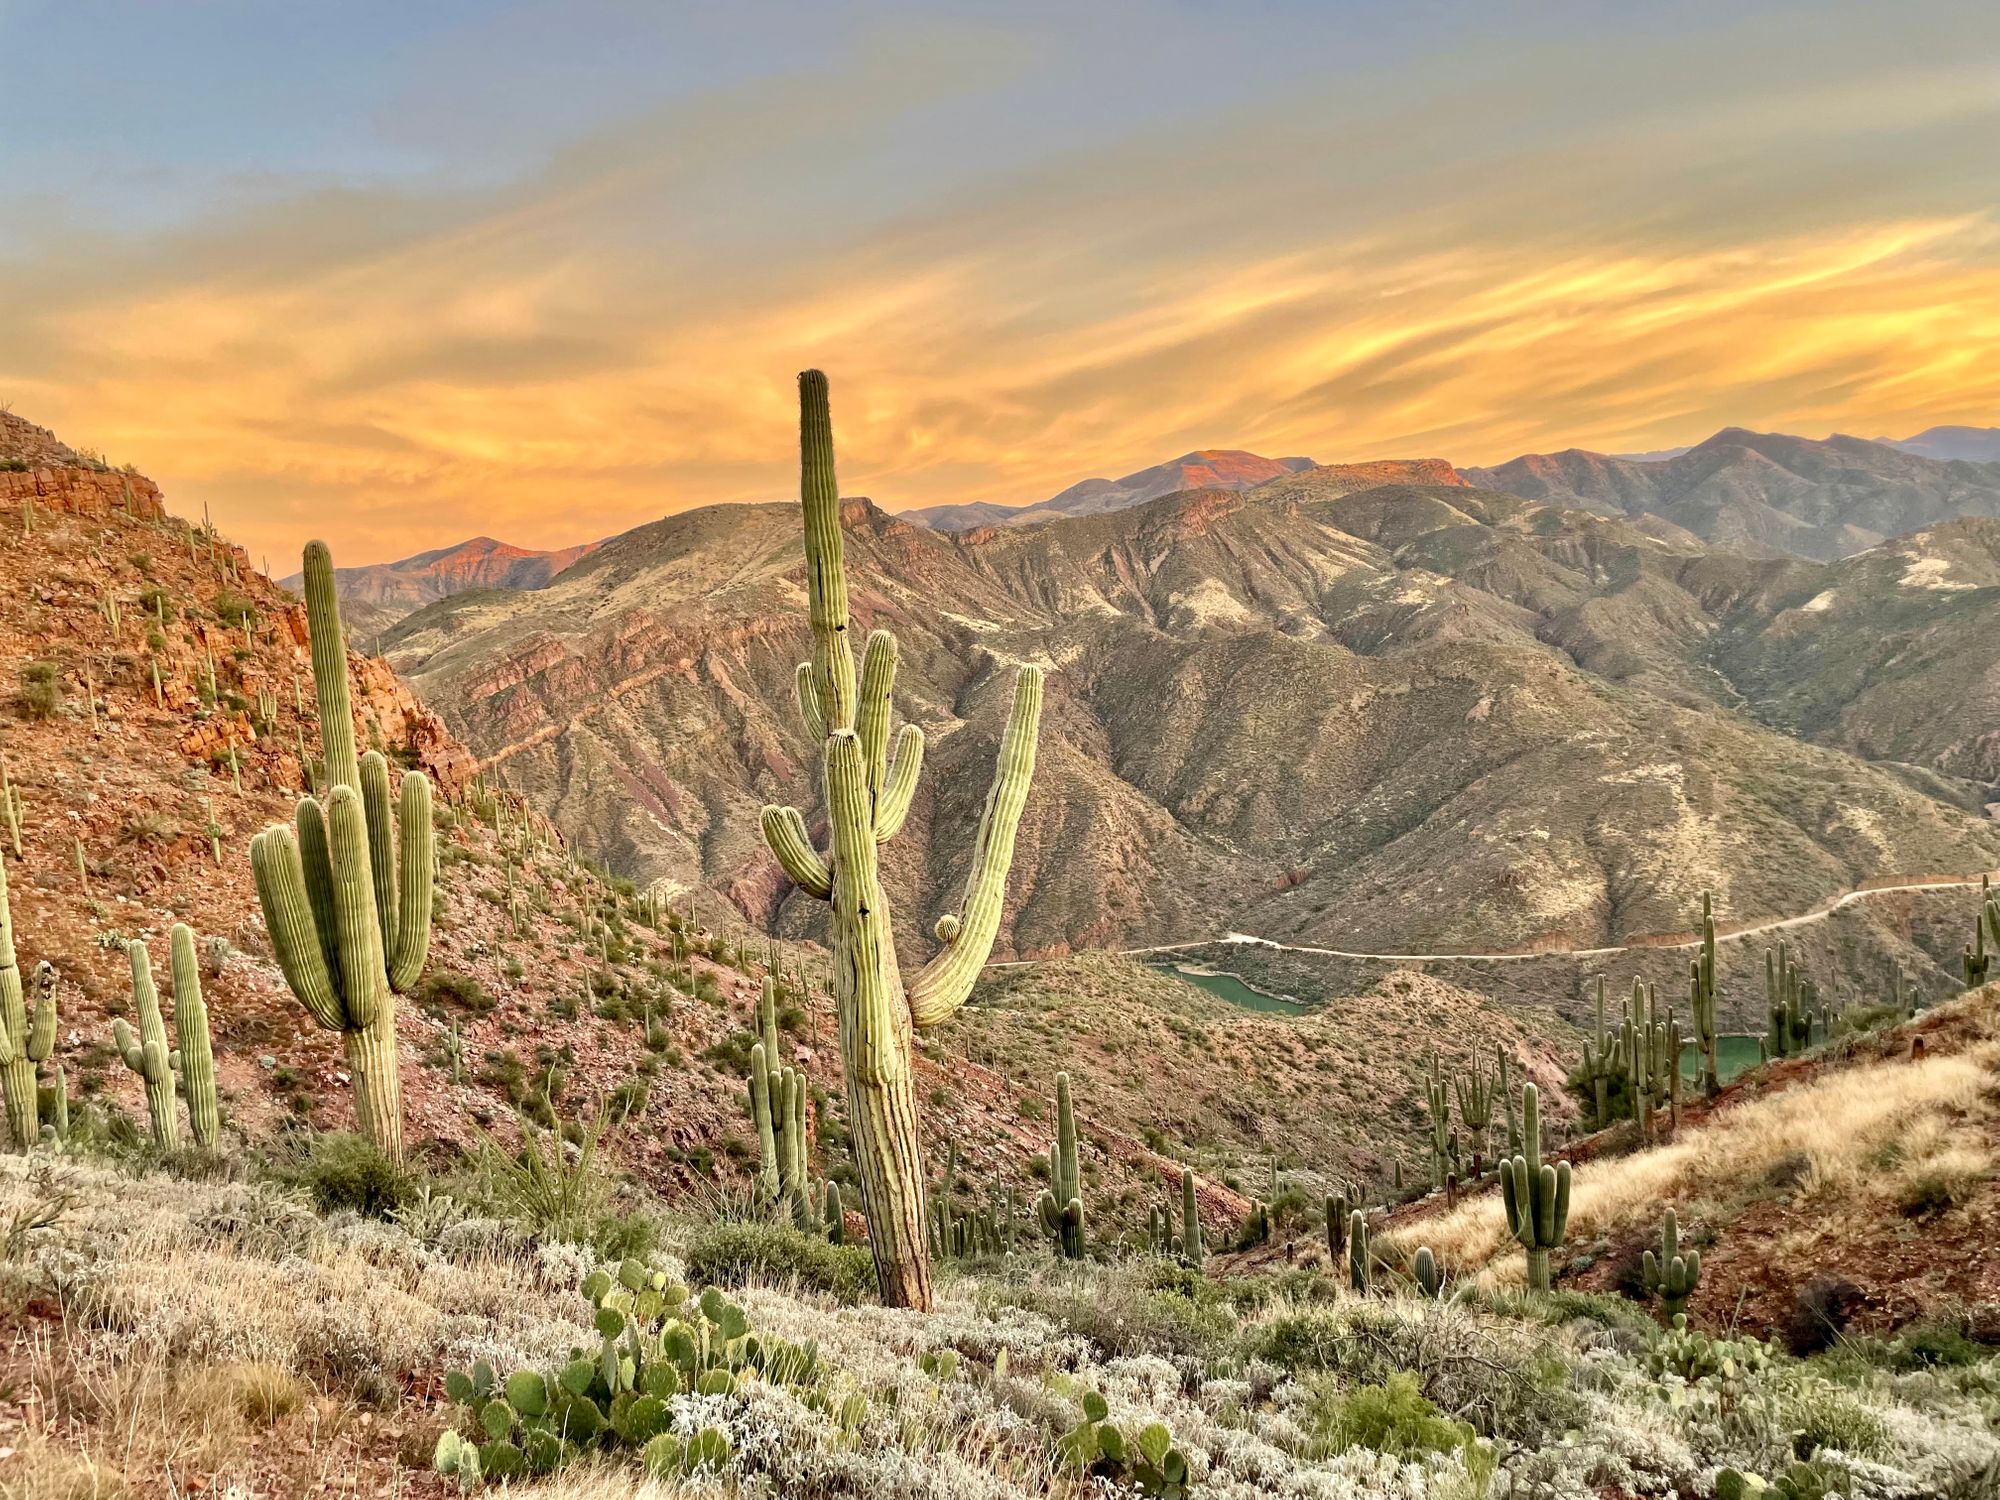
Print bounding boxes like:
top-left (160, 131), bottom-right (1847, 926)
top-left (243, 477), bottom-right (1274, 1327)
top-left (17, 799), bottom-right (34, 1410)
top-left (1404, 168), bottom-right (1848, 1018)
top-left (5, 35), bottom-right (1998, 569)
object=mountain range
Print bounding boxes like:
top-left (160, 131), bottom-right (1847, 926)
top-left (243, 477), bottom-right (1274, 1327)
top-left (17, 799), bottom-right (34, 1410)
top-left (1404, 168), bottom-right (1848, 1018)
top-left (903, 448), bottom-right (1317, 531)
top-left (324, 425), bottom-right (2000, 643)
top-left (380, 464), bottom-right (2000, 970)
top-left (281, 534), bottom-right (598, 640)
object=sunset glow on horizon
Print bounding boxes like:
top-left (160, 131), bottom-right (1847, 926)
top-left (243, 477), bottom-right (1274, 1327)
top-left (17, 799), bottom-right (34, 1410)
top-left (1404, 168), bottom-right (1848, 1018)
top-left (4, 1), bottom-right (1998, 567)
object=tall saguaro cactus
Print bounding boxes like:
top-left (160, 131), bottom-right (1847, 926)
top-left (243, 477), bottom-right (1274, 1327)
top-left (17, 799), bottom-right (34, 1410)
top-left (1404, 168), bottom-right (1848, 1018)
top-left (170, 924), bottom-right (220, 1146)
top-left (1499, 1082), bottom-right (1570, 1293)
top-left (250, 541), bottom-right (433, 1160)
top-left (1038, 1071), bottom-right (1086, 1259)
top-left (1689, 892), bottom-right (1720, 1096)
top-left (757, 371), bottom-right (1044, 1310)
top-left (0, 857), bottom-right (57, 1149)
top-left (117, 940), bottom-right (180, 1148)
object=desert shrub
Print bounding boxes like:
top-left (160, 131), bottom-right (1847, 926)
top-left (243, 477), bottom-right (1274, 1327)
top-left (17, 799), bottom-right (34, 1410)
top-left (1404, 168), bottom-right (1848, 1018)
top-left (1783, 1377), bottom-right (1894, 1461)
top-left (273, 1132), bottom-right (415, 1218)
top-left (1001, 1266), bottom-right (1235, 1361)
top-left (416, 968), bottom-right (496, 1017)
top-left (681, 1219), bottom-right (875, 1304)
top-left (1304, 1371), bottom-right (1477, 1461)
top-left (214, 589), bottom-right (256, 627)
top-left (17, 660), bottom-right (62, 719)
top-left (1249, 1299), bottom-right (1581, 1444)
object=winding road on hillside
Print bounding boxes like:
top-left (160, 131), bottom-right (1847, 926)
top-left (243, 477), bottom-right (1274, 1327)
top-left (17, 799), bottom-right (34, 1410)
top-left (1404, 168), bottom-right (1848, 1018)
top-left (1001, 871), bottom-right (1996, 969)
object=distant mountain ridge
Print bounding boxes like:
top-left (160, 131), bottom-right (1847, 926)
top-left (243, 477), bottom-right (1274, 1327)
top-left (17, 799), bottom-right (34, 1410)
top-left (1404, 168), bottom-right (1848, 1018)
top-left (1467, 427), bottom-right (2000, 560)
top-left (905, 448), bottom-right (1317, 531)
top-left (288, 535), bottom-right (599, 637)
top-left (1884, 425), bottom-right (2000, 463)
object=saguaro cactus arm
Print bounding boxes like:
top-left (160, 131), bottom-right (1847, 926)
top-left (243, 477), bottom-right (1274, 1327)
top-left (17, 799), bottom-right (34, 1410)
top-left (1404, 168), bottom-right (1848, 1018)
top-left (906, 665), bottom-right (1044, 1029)
top-left (251, 826), bottom-right (344, 1029)
top-left (301, 540), bottom-right (360, 793)
top-left (759, 806), bottom-right (832, 898)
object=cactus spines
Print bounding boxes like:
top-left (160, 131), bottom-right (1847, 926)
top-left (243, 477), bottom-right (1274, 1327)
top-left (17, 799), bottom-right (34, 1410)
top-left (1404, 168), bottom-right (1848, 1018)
top-left (1499, 1082), bottom-right (1570, 1293)
top-left (1641, 1207), bottom-right (1702, 1321)
top-left (250, 542), bottom-right (427, 1160)
top-left (1413, 1246), bottom-right (1442, 1298)
top-left (0, 860), bottom-right (58, 1149)
top-left (1690, 892), bottom-right (1720, 1095)
top-left (753, 372), bottom-right (1043, 1310)
top-left (1037, 1072), bottom-right (1085, 1259)
top-left (1347, 1209), bottom-right (1370, 1293)
top-left (117, 940), bottom-right (180, 1148)
top-left (170, 924), bottom-right (220, 1146)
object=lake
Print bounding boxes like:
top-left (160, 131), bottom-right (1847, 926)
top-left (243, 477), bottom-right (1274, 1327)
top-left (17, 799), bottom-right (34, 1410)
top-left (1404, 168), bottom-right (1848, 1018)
top-left (1147, 962), bottom-right (1302, 1014)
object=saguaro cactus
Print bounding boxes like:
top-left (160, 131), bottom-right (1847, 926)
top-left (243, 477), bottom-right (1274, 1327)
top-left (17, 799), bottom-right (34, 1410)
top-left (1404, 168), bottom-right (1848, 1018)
top-left (1499, 1082), bottom-right (1570, 1292)
top-left (1038, 1072), bottom-right (1085, 1259)
top-left (0, 858), bottom-right (58, 1150)
top-left (1453, 1058), bottom-right (1493, 1175)
top-left (1182, 1167), bottom-right (1203, 1264)
top-left (1689, 893), bottom-right (1720, 1095)
top-left (746, 979), bottom-right (808, 1223)
top-left (250, 540), bottom-right (433, 1160)
top-left (755, 371), bottom-right (1043, 1310)
top-left (1413, 1246), bottom-right (1442, 1299)
top-left (1424, 1051), bottom-right (1451, 1185)
top-left (1642, 1207), bottom-right (1702, 1321)
top-left (1966, 876), bottom-right (1996, 987)
top-left (1348, 1210), bottom-right (1371, 1293)
top-left (170, 923), bottom-right (220, 1146)
top-left (1766, 943), bottom-right (1813, 1059)
top-left (116, 941), bottom-right (180, 1148)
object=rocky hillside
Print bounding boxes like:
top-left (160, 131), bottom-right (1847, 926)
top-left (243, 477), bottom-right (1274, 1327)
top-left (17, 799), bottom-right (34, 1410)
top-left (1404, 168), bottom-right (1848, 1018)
top-left (1467, 427), bottom-right (2000, 560)
top-left (4, 422), bottom-right (1557, 1214)
top-left (383, 470), bottom-right (2000, 965)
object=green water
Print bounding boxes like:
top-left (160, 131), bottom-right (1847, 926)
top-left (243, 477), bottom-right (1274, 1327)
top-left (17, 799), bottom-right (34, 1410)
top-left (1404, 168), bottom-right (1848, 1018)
top-left (1679, 1034), bottom-right (1762, 1085)
top-left (1148, 963), bottom-right (1301, 1014)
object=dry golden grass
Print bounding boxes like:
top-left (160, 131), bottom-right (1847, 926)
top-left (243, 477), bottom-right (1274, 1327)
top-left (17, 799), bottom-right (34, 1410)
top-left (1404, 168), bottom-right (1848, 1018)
top-left (1386, 994), bottom-right (2000, 1282)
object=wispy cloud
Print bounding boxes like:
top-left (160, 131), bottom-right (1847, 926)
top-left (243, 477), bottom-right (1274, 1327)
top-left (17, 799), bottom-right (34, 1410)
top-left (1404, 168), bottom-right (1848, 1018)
top-left (3, 5), bottom-right (1998, 565)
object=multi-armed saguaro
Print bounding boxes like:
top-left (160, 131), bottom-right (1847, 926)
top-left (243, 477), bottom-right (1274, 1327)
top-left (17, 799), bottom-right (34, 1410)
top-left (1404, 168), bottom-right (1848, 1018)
top-left (746, 977), bottom-right (808, 1223)
top-left (1642, 1206), bottom-right (1702, 1321)
top-left (0, 856), bottom-right (57, 1150)
top-left (1499, 1082), bottom-right (1570, 1292)
top-left (757, 371), bottom-right (1043, 1310)
top-left (251, 541), bottom-right (434, 1160)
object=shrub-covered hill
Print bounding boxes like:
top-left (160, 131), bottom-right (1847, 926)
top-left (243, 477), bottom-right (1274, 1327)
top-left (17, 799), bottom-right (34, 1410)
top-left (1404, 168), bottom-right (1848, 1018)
top-left (0, 429), bottom-right (1582, 1246)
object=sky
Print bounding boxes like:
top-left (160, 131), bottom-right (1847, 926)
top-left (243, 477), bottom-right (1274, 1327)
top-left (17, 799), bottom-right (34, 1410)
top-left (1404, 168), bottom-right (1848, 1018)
top-left (2, 1), bottom-right (1998, 568)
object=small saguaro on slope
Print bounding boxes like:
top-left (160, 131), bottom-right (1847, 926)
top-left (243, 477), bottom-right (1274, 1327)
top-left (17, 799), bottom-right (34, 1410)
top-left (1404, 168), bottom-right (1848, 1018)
top-left (756, 370), bottom-right (1044, 1312)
